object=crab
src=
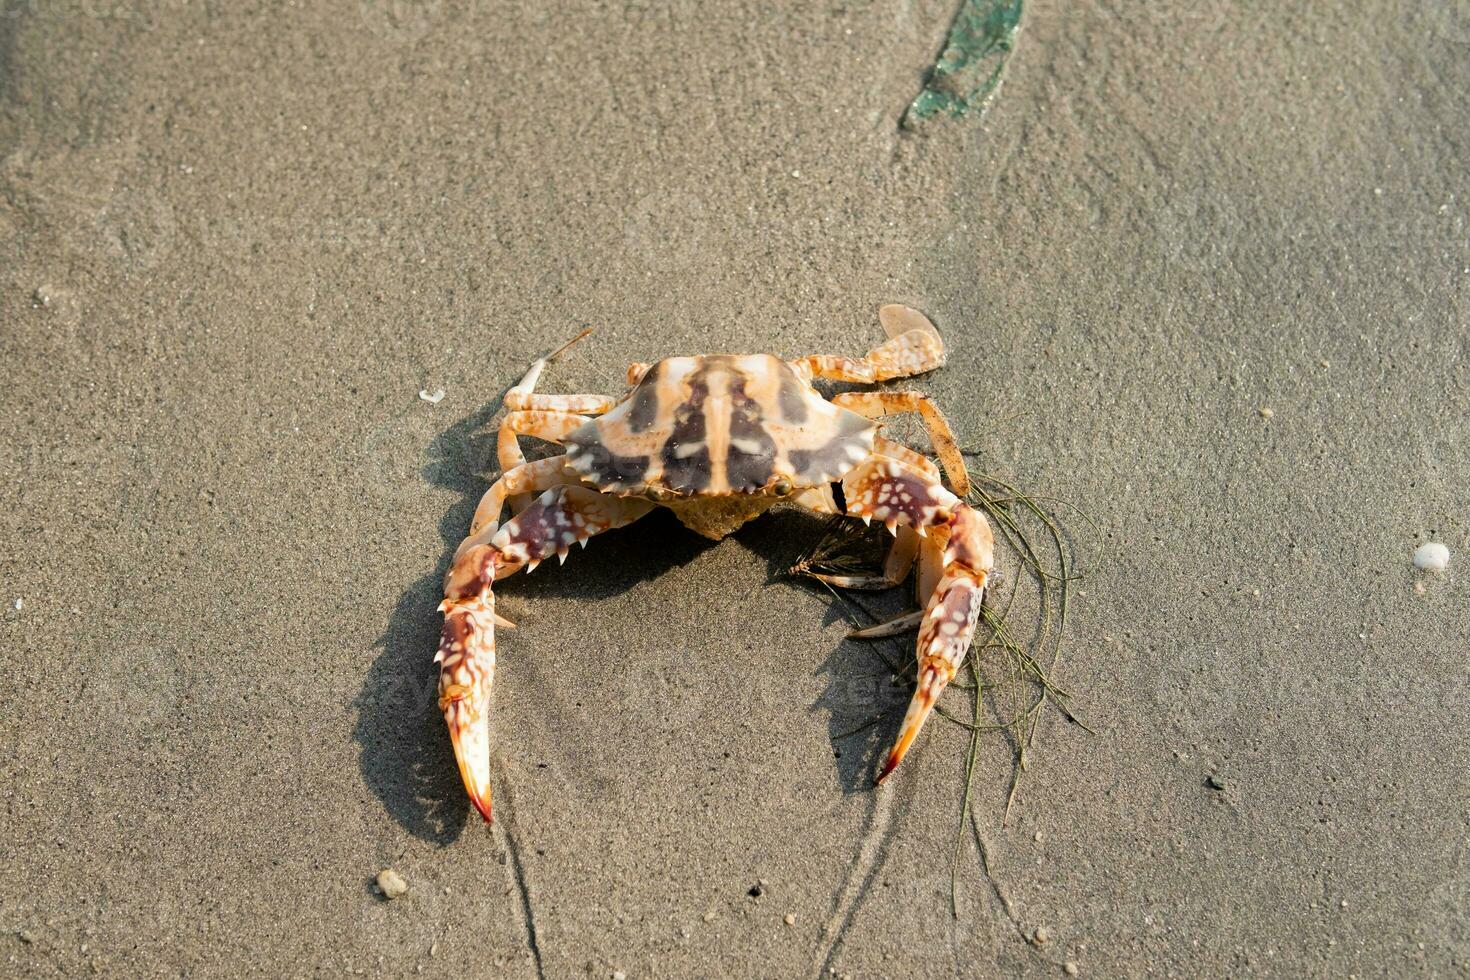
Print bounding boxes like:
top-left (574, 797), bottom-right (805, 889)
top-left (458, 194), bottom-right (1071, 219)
top-left (436, 305), bottom-right (994, 822)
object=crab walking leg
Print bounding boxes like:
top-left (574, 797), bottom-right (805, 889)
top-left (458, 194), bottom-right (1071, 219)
top-left (790, 306), bottom-right (946, 385)
top-left (807, 523), bottom-right (922, 590)
top-left (503, 327), bottom-right (616, 414)
top-left (839, 454), bottom-right (995, 784)
top-left (496, 328), bottom-right (607, 512)
top-left (831, 391), bottom-right (970, 496)
top-left (496, 409), bottom-right (596, 515)
top-left (790, 330), bottom-right (944, 385)
top-left (439, 485), bottom-right (654, 823)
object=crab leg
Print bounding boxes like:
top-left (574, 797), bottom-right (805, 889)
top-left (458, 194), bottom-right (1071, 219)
top-left (791, 305), bottom-right (946, 385)
top-left (847, 609), bottom-right (926, 639)
top-left (831, 391), bottom-right (969, 495)
top-left (504, 328), bottom-right (616, 414)
top-left (464, 455), bottom-right (582, 541)
top-left (497, 330), bottom-right (610, 513)
top-left (496, 409), bottom-right (597, 515)
top-left (807, 525), bottom-right (921, 591)
top-left (838, 454), bottom-right (994, 784)
top-left (438, 485), bottom-right (652, 822)
top-left (804, 439), bottom-right (936, 590)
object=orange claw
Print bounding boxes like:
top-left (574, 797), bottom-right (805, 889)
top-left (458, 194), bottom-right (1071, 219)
top-left (874, 504), bottom-right (993, 786)
top-left (437, 548), bottom-right (502, 824)
top-left (876, 659), bottom-right (951, 784)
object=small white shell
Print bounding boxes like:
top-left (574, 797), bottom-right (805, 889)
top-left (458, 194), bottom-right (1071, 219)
top-left (1412, 542), bottom-right (1450, 572)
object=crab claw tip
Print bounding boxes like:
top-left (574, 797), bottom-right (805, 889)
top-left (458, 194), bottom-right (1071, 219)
top-left (448, 724), bottom-right (494, 824)
top-left (874, 742), bottom-right (907, 786)
top-left (468, 787), bottom-right (494, 824)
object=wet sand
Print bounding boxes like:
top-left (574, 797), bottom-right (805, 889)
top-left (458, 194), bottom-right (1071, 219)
top-left (2, 2), bottom-right (1467, 976)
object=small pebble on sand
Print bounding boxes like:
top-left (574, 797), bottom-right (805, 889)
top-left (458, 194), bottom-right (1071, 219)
top-left (1032, 926), bottom-right (1050, 945)
top-left (1258, 407), bottom-right (1274, 419)
top-left (419, 388), bottom-right (446, 404)
top-left (12, 598), bottom-right (21, 611)
top-left (376, 868), bottom-right (408, 900)
top-left (1413, 542), bottom-right (1450, 572)
top-left (783, 914), bottom-right (796, 926)
top-left (1065, 962), bottom-right (1080, 976)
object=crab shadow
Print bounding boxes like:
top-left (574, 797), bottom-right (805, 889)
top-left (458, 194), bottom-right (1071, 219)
top-left (738, 510), bottom-right (916, 796)
top-left (356, 397), bottom-right (712, 846)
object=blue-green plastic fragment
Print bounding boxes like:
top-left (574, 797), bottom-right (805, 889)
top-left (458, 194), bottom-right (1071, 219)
top-left (903, 0), bottom-right (1024, 127)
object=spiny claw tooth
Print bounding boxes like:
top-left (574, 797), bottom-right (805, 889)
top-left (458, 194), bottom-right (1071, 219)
top-left (556, 548), bottom-right (569, 564)
top-left (492, 611), bottom-right (516, 629)
top-left (885, 519), bottom-right (899, 536)
top-left (861, 516), bottom-right (872, 526)
top-left (578, 537), bottom-right (589, 548)
top-left (526, 559), bottom-right (540, 573)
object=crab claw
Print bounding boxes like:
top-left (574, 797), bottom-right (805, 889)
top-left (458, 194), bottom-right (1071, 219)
top-left (438, 596), bottom-right (497, 822)
top-left (877, 656), bottom-right (948, 784)
top-left (876, 504), bottom-right (992, 785)
top-left (437, 545), bottom-right (502, 823)
top-left (876, 567), bottom-right (985, 784)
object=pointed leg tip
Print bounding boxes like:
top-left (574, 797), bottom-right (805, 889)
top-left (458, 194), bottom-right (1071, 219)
top-left (470, 793), bottom-right (494, 824)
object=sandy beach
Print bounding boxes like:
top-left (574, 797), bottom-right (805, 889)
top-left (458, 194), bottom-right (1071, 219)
top-left (2, 1), bottom-right (1467, 976)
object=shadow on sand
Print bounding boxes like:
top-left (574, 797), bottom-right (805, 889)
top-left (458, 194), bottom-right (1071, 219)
top-left (739, 510), bottom-right (916, 795)
top-left (356, 392), bottom-right (921, 843)
top-left (355, 393), bottom-right (713, 844)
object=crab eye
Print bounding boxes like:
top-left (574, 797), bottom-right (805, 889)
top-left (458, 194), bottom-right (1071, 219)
top-left (772, 478), bottom-right (793, 496)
